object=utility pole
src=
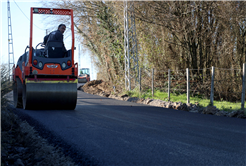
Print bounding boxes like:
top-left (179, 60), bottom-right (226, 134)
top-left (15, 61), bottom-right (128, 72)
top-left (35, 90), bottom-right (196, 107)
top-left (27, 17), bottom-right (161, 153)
top-left (124, 1), bottom-right (139, 91)
top-left (7, 0), bottom-right (15, 81)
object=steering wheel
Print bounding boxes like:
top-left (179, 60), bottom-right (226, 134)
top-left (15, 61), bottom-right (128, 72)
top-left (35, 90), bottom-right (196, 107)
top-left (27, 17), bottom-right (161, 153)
top-left (35, 42), bottom-right (47, 57)
top-left (35, 42), bottom-right (45, 50)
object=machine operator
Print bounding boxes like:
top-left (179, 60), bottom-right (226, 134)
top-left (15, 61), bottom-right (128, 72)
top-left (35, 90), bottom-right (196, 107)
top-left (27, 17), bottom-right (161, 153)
top-left (43, 24), bottom-right (67, 57)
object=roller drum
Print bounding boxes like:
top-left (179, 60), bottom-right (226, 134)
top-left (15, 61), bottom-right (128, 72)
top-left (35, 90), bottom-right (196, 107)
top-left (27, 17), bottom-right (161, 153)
top-left (78, 78), bottom-right (87, 83)
top-left (13, 78), bottom-right (23, 108)
top-left (23, 81), bottom-right (77, 110)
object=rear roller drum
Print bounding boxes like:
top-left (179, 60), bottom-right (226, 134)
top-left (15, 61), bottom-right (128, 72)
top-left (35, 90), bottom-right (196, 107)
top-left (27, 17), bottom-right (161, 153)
top-left (22, 82), bottom-right (28, 110)
top-left (13, 78), bottom-right (23, 108)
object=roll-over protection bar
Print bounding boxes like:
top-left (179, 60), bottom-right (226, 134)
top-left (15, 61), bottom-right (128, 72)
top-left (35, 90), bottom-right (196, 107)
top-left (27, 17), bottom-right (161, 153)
top-left (28, 8), bottom-right (74, 66)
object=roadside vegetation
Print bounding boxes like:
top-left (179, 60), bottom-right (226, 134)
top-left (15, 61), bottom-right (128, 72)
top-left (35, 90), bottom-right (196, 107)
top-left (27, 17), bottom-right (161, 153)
top-left (1, 63), bottom-right (18, 165)
top-left (1, 64), bottom-right (13, 109)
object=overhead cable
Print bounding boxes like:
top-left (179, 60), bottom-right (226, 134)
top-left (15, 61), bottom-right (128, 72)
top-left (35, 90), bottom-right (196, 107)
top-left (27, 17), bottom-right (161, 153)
top-left (13, 0), bottom-right (44, 30)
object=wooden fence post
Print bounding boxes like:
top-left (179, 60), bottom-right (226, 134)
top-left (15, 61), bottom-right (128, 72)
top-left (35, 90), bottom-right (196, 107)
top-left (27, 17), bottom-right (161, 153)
top-left (210, 66), bottom-right (215, 106)
top-left (168, 69), bottom-right (171, 101)
top-left (152, 68), bottom-right (154, 97)
top-left (186, 68), bottom-right (190, 104)
top-left (241, 63), bottom-right (246, 110)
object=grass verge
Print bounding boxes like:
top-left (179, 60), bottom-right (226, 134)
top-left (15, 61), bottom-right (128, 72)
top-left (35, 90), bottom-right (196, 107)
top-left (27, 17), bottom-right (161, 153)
top-left (124, 88), bottom-right (244, 112)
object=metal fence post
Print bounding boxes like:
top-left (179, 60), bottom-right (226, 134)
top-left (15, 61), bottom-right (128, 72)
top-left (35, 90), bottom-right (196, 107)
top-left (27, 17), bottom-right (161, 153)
top-left (241, 63), bottom-right (246, 110)
top-left (186, 68), bottom-right (190, 104)
top-left (139, 67), bottom-right (141, 93)
top-left (152, 68), bottom-right (154, 97)
top-left (210, 66), bottom-right (215, 106)
top-left (168, 69), bottom-right (171, 101)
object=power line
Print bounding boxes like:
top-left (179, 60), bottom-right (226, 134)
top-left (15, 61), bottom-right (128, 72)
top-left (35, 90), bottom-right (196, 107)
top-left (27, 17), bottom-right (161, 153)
top-left (13, 0), bottom-right (44, 30)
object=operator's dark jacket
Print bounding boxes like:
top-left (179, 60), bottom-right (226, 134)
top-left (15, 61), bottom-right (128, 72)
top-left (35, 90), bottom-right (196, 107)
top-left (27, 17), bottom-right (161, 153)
top-left (43, 30), bottom-right (67, 53)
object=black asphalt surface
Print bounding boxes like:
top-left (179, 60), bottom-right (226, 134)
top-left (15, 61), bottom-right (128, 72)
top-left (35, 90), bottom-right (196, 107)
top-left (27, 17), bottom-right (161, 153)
top-left (12, 90), bottom-right (246, 166)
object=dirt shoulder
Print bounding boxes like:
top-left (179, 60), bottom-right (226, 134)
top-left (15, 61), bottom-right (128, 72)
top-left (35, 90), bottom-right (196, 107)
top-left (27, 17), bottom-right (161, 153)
top-left (79, 80), bottom-right (246, 119)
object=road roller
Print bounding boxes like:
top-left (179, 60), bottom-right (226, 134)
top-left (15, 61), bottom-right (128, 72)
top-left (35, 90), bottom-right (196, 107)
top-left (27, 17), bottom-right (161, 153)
top-left (12, 7), bottom-right (78, 110)
top-left (78, 68), bottom-right (90, 83)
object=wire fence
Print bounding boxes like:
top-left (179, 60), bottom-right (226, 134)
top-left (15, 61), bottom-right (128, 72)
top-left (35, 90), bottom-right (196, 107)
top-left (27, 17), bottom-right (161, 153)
top-left (137, 63), bottom-right (246, 110)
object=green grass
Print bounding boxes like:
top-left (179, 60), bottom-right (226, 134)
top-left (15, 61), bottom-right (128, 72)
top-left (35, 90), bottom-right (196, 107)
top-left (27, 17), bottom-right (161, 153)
top-left (124, 88), bottom-right (244, 112)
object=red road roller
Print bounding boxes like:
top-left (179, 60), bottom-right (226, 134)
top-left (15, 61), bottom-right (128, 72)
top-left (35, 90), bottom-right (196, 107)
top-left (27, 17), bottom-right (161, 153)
top-left (12, 8), bottom-right (78, 110)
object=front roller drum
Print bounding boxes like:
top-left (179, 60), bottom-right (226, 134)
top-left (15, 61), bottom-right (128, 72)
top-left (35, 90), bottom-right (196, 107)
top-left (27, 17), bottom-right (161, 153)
top-left (22, 81), bottom-right (77, 110)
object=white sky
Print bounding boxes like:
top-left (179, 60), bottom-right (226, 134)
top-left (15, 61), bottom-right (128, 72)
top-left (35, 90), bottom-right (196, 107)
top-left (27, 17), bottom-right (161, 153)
top-left (1, 0), bottom-right (97, 79)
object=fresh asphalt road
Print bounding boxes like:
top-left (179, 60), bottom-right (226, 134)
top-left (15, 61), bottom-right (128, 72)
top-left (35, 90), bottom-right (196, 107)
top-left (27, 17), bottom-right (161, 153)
top-left (12, 90), bottom-right (246, 166)
top-left (77, 82), bottom-right (85, 88)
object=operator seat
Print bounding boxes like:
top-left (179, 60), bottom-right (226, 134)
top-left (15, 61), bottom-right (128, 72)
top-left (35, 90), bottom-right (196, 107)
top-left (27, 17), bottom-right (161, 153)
top-left (45, 40), bottom-right (64, 58)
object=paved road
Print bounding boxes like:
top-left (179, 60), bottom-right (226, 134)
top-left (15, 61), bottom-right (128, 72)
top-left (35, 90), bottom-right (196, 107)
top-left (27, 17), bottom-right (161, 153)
top-left (77, 82), bottom-right (85, 88)
top-left (12, 90), bottom-right (246, 166)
